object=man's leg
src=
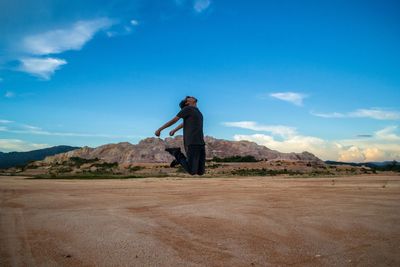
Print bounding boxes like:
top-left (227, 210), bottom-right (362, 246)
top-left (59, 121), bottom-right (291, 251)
top-left (176, 151), bottom-right (192, 173)
top-left (166, 146), bottom-right (203, 175)
top-left (165, 148), bottom-right (191, 173)
top-left (197, 145), bottom-right (206, 175)
top-left (186, 145), bottom-right (202, 175)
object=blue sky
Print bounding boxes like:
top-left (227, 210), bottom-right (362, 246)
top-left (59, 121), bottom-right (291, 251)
top-left (1, 0), bottom-right (400, 162)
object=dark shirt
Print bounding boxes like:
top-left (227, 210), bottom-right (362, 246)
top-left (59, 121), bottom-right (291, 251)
top-left (176, 106), bottom-right (205, 146)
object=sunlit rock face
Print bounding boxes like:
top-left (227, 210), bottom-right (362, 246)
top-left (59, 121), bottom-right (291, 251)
top-left (43, 135), bottom-right (323, 165)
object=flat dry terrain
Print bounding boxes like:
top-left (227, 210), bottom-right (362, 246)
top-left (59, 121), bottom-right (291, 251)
top-left (1, 175), bottom-right (399, 267)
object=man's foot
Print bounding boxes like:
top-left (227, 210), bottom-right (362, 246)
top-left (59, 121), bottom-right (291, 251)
top-left (165, 147), bottom-right (181, 156)
top-left (170, 159), bottom-right (179, 168)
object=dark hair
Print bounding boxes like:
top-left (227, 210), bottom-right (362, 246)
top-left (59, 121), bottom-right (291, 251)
top-left (179, 99), bottom-right (187, 109)
top-left (179, 96), bottom-right (197, 109)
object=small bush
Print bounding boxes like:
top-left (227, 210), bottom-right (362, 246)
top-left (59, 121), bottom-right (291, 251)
top-left (94, 162), bottom-right (118, 168)
top-left (129, 165), bottom-right (145, 172)
top-left (176, 166), bottom-right (186, 173)
top-left (207, 163), bottom-right (222, 169)
top-left (212, 155), bottom-right (259, 162)
top-left (69, 157), bottom-right (99, 167)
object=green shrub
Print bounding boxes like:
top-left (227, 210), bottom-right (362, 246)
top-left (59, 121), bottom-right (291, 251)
top-left (207, 163), bottom-right (222, 169)
top-left (212, 155), bottom-right (259, 162)
top-left (176, 166), bottom-right (186, 173)
top-left (69, 157), bottom-right (99, 167)
top-left (129, 165), bottom-right (145, 172)
top-left (94, 162), bottom-right (118, 168)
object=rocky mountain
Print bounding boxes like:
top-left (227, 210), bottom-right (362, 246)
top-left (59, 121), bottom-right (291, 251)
top-left (0, 145), bottom-right (80, 169)
top-left (42, 136), bottom-right (322, 166)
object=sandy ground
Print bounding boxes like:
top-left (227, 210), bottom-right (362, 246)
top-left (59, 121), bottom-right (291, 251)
top-left (0, 175), bottom-right (399, 267)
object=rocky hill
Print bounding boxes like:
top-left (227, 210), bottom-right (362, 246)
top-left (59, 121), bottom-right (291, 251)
top-left (42, 136), bottom-right (322, 166)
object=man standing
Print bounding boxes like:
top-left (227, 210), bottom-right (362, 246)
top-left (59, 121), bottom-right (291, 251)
top-left (155, 96), bottom-right (206, 175)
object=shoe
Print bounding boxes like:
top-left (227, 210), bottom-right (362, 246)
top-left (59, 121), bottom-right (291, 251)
top-left (165, 147), bottom-right (181, 156)
top-left (170, 159), bottom-right (179, 168)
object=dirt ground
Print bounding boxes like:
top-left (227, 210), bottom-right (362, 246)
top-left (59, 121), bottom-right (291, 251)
top-left (1, 175), bottom-right (399, 267)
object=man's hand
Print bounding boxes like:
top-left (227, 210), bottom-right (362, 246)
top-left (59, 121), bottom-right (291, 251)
top-left (155, 117), bottom-right (180, 138)
top-left (170, 123), bottom-right (183, 137)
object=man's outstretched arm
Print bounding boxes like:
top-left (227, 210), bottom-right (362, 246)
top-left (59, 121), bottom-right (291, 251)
top-left (169, 123), bottom-right (183, 136)
top-left (155, 116), bottom-right (180, 137)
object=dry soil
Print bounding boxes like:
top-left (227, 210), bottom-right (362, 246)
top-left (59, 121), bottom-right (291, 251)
top-left (1, 175), bottom-right (399, 266)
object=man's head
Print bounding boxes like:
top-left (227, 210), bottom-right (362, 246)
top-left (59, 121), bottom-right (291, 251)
top-left (179, 96), bottom-right (198, 109)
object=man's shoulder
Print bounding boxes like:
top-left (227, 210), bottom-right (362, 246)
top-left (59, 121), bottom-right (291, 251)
top-left (183, 106), bottom-right (199, 112)
top-left (179, 106), bottom-right (201, 117)
top-left (177, 106), bottom-right (192, 118)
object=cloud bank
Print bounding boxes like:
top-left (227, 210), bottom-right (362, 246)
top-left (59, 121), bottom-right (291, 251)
top-left (0, 119), bottom-right (139, 139)
top-left (0, 139), bottom-right (49, 152)
top-left (223, 121), bottom-right (296, 138)
top-left (225, 120), bottom-right (400, 162)
top-left (312, 108), bottom-right (400, 120)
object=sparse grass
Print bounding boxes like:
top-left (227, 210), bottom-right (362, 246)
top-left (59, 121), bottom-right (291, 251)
top-left (176, 166), bottom-right (186, 173)
top-left (230, 168), bottom-right (302, 176)
top-left (57, 166), bottom-right (73, 173)
top-left (128, 165), bottom-right (145, 172)
top-left (28, 172), bottom-right (170, 180)
top-left (69, 157), bottom-right (100, 167)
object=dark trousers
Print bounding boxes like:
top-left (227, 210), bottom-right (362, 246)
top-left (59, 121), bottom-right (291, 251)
top-left (175, 145), bottom-right (206, 175)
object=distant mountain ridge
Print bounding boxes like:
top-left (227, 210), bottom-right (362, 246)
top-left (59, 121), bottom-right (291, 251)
top-left (42, 136), bottom-right (323, 166)
top-left (325, 160), bottom-right (400, 172)
top-left (0, 146), bottom-right (80, 169)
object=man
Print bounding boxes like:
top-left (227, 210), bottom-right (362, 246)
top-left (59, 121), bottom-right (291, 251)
top-left (155, 96), bottom-right (206, 175)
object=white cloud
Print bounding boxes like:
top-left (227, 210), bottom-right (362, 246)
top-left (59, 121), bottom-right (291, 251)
top-left (223, 121), bottom-right (297, 137)
top-left (375, 126), bottom-right (400, 141)
top-left (312, 108), bottom-right (400, 120)
top-left (226, 120), bottom-right (400, 162)
top-left (310, 111), bottom-right (345, 118)
top-left (194, 0), bottom-right (211, 13)
top-left (0, 121), bottom-right (139, 139)
top-left (21, 124), bottom-right (42, 131)
top-left (10, 128), bottom-right (136, 138)
top-left (350, 109), bottom-right (400, 120)
top-left (19, 57), bottom-right (67, 80)
top-left (130, 19), bottom-right (139, 26)
top-left (233, 132), bottom-right (400, 162)
top-left (0, 119), bottom-right (13, 124)
top-left (337, 146), bottom-right (365, 162)
top-left (15, 18), bottom-right (113, 79)
top-left (0, 139), bottom-right (49, 152)
top-left (106, 20), bottom-right (138, 38)
top-left (4, 91), bottom-right (15, 98)
top-left (270, 92), bottom-right (307, 106)
top-left (22, 18), bottom-right (113, 55)
top-left (233, 133), bottom-right (340, 160)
